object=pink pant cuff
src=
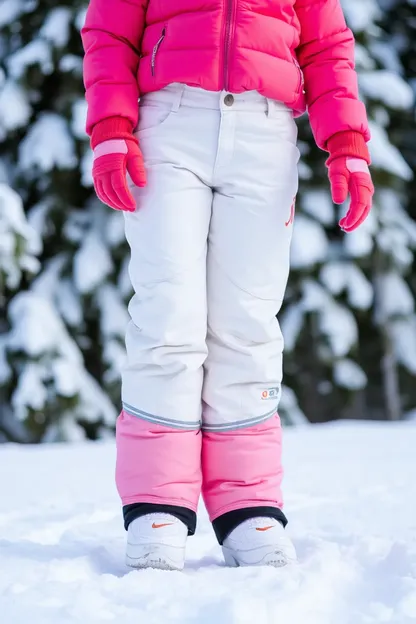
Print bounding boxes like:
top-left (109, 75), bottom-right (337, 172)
top-left (202, 413), bottom-right (284, 521)
top-left (116, 411), bottom-right (202, 510)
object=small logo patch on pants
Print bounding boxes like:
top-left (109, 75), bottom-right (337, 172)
top-left (261, 388), bottom-right (279, 400)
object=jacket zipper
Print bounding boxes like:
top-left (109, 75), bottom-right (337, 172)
top-left (223, 0), bottom-right (234, 90)
top-left (151, 27), bottom-right (166, 77)
top-left (293, 57), bottom-right (304, 93)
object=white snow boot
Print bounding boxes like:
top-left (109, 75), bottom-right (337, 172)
top-left (222, 517), bottom-right (297, 568)
top-left (126, 513), bottom-right (188, 571)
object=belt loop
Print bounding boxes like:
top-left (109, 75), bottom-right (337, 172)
top-left (266, 98), bottom-right (277, 118)
top-left (171, 84), bottom-right (185, 112)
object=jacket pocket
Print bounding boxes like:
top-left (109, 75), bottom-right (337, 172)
top-left (151, 27), bottom-right (166, 77)
top-left (293, 57), bottom-right (304, 94)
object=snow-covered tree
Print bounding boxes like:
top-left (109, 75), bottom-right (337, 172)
top-left (379, 0), bottom-right (416, 419)
top-left (0, 182), bottom-right (41, 441)
top-left (0, 1), bottom-right (120, 440)
top-left (282, 0), bottom-right (415, 422)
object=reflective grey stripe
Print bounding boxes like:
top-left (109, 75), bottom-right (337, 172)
top-left (123, 402), bottom-right (201, 430)
top-left (202, 408), bottom-right (277, 432)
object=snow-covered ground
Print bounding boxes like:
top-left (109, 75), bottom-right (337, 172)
top-left (1, 422), bottom-right (415, 624)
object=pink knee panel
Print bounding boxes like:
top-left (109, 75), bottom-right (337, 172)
top-left (116, 411), bottom-right (202, 510)
top-left (202, 414), bottom-right (284, 520)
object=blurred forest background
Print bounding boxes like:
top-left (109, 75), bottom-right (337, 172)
top-left (0, 0), bottom-right (415, 443)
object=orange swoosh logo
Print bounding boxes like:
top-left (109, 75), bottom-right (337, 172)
top-left (255, 526), bottom-right (274, 532)
top-left (152, 522), bottom-right (174, 529)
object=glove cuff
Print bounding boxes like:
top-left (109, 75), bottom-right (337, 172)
top-left (326, 131), bottom-right (370, 166)
top-left (91, 117), bottom-right (135, 149)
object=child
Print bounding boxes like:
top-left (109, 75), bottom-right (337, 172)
top-left (82, 0), bottom-right (374, 570)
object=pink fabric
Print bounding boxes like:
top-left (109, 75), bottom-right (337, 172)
top-left (202, 414), bottom-right (284, 521)
top-left (327, 156), bottom-right (374, 232)
top-left (93, 139), bottom-right (128, 159)
top-left (116, 411), bottom-right (202, 510)
top-left (92, 132), bottom-right (146, 212)
top-left (346, 158), bottom-right (370, 174)
top-left (81, 0), bottom-right (370, 149)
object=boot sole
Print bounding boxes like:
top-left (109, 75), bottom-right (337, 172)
top-left (222, 544), bottom-right (296, 568)
top-left (126, 542), bottom-right (185, 571)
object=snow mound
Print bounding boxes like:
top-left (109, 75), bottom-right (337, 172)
top-left (0, 423), bottom-right (415, 623)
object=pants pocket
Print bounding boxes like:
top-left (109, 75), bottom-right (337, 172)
top-left (136, 102), bottom-right (174, 137)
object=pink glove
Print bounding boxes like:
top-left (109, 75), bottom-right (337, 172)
top-left (326, 131), bottom-right (374, 233)
top-left (91, 117), bottom-right (146, 212)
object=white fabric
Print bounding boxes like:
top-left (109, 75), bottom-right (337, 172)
top-left (122, 85), bottom-right (299, 429)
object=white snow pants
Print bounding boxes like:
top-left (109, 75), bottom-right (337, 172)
top-left (122, 84), bottom-right (299, 428)
top-left (118, 85), bottom-right (299, 523)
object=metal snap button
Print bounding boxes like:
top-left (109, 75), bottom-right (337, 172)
top-left (224, 94), bottom-right (234, 106)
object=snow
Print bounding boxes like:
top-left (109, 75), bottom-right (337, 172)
top-left (376, 273), bottom-right (414, 321)
top-left (103, 339), bottom-right (127, 385)
top-left (0, 422), bottom-right (415, 623)
top-left (291, 216), bottom-right (328, 269)
top-left (19, 113), bottom-right (77, 172)
top-left (342, 0), bottom-right (381, 32)
top-left (60, 54), bottom-right (83, 74)
top-left (283, 280), bottom-right (359, 358)
top-left (71, 100), bottom-right (88, 140)
top-left (97, 284), bottom-right (129, 338)
top-left (302, 190), bottom-right (334, 226)
top-left (370, 41), bottom-right (404, 76)
top-left (345, 265), bottom-right (374, 310)
top-left (0, 81), bottom-right (31, 131)
top-left (334, 358), bottom-right (367, 390)
top-left (301, 279), bottom-right (329, 311)
top-left (63, 210), bottom-right (90, 244)
top-left (354, 44), bottom-right (376, 71)
top-left (6, 292), bottom-right (117, 428)
top-left (320, 262), bottom-right (373, 310)
top-left (57, 279), bottom-right (83, 328)
top-left (32, 255), bottom-right (67, 301)
top-left (118, 256), bottom-right (134, 299)
top-left (40, 8), bottom-right (72, 48)
top-left (377, 228), bottom-right (415, 270)
top-left (73, 229), bottom-right (113, 295)
top-left (0, 183), bottom-right (41, 289)
top-left (7, 293), bottom-right (74, 358)
top-left (369, 123), bottom-right (413, 180)
top-left (281, 304), bottom-right (304, 352)
top-left (360, 71), bottom-right (414, 110)
top-left (343, 223), bottom-right (375, 258)
top-left (319, 301), bottom-right (358, 357)
top-left (376, 191), bottom-right (416, 271)
top-left (7, 40), bottom-right (53, 80)
top-left (81, 150), bottom-right (94, 187)
top-left (279, 385), bottom-right (309, 425)
top-left (0, 334), bottom-right (11, 385)
top-left (13, 362), bottom-right (48, 413)
top-left (391, 317), bottom-right (416, 374)
top-left (106, 212), bottom-right (126, 248)
top-left (75, 7), bottom-right (88, 33)
top-left (0, 0), bottom-right (24, 28)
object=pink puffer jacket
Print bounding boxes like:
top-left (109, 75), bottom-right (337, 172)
top-left (82, 0), bottom-right (370, 149)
